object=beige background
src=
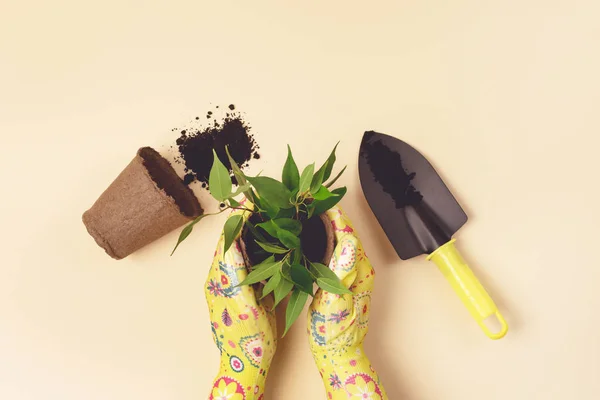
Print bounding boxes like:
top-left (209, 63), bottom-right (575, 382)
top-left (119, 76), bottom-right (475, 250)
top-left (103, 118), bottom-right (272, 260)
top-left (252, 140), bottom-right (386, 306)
top-left (2, 1), bottom-right (600, 399)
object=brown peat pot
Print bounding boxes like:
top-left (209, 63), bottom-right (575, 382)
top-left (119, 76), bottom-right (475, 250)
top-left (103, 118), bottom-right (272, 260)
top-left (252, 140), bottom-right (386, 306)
top-left (83, 147), bottom-right (202, 260)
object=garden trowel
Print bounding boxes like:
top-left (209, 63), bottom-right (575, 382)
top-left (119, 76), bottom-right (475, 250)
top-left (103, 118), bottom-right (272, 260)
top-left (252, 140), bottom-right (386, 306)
top-left (358, 131), bottom-right (508, 339)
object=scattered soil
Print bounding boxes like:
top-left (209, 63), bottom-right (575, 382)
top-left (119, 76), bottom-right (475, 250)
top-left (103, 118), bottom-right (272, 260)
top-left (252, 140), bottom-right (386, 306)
top-left (174, 106), bottom-right (260, 186)
top-left (182, 173), bottom-right (195, 185)
top-left (361, 131), bottom-right (422, 207)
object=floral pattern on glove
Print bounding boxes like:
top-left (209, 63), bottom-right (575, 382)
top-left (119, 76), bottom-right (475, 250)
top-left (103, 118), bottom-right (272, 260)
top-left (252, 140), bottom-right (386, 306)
top-left (328, 309), bottom-right (350, 324)
top-left (332, 238), bottom-right (358, 273)
top-left (210, 376), bottom-right (246, 400)
top-left (308, 207), bottom-right (388, 400)
top-left (353, 292), bottom-right (371, 329)
top-left (206, 261), bottom-right (243, 298)
top-left (239, 333), bottom-right (266, 369)
top-left (345, 373), bottom-right (383, 400)
top-left (310, 310), bottom-right (327, 346)
top-left (329, 373), bottom-right (343, 390)
top-left (229, 356), bottom-right (245, 373)
top-left (205, 206), bottom-right (276, 400)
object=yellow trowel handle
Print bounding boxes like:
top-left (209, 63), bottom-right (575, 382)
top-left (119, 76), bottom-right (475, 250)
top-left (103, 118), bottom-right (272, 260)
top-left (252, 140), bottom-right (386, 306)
top-left (427, 239), bottom-right (508, 339)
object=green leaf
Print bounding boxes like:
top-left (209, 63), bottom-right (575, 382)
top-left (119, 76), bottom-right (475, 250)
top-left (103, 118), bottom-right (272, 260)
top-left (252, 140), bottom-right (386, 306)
top-left (319, 142), bottom-right (339, 182)
top-left (310, 261), bottom-right (341, 282)
top-left (209, 150), bottom-right (232, 201)
top-left (282, 145), bottom-right (300, 191)
top-left (225, 146), bottom-right (260, 205)
top-left (249, 254), bottom-right (275, 270)
top-left (228, 198), bottom-right (241, 208)
top-left (246, 221), bottom-right (268, 242)
top-left (290, 263), bottom-right (313, 294)
top-left (259, 220), bottom-right (300, 250)
top-left (239, 258), bottom-right (280, 286)
top-left (324, 165), bottom-right (347, 188)
top-left (298, 163), bottom-right (314, 195)
top-left (246, 176), bottom-right (292, 209)
top-left (225, 146), bottom-right (247, 186)
top-left (257, 220), bottom-right (279, 238)
top-left (316, 277), bottom-right (352, 295)
top-left (281, 259), bottom-right (292, 278)
top-left (276, 207), bottom-right (296, 219)
top-left (291, 249), bottom-right (302, 265)
top-left (313, 187), bottom-right (347, 215)
top-left (273, 277), bottom-right (294, 307)
top-left (283, 289), bottom-right (310, 336)
top-left (277, 229), bottom-right (301, 249)
top-left (307, 203), bottom-right (316, 219)
top-left (170, 211), bottom-right (219, 255)
top-left (272, 218), bottom-right (302, 235)
top-left (223, 214), bottom-right (244, 253)
top-left (260, 196), bottom-right (280, 219)
top-left (312, 185), bottom-right (334, 201)
top-left (261, 271), bottom-right (282, 299)
top-left (255, 240), bottom-right (289, 254)
top-left (310, 159), bottom-right (328, 193)
top-left (310, 143), bottom-right (339, 194)
top-left (248, 188), bottom-right (262, 209)
top-left (171, 218), bottom-right (201, 255)
top-left (230, 183), bottom-right (251, 198)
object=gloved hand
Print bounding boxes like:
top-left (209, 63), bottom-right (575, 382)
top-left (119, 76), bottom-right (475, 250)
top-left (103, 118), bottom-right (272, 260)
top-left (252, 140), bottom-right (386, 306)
top-left (308, 206), bottom-right (388, 400)
top-left (204, 209), bottom-right (277, 400)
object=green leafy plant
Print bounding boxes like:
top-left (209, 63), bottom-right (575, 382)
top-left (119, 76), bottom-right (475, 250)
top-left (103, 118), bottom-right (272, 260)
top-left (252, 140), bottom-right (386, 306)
top-left (172, 145), bottom-right (349, 335)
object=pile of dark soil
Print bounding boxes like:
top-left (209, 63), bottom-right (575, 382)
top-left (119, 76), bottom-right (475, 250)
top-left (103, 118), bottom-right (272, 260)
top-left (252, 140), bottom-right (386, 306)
top-left (174, 105), bottom-right (260, 186)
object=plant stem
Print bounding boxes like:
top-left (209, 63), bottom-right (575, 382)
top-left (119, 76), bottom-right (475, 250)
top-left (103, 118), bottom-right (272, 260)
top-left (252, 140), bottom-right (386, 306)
top-left (230, 206), bottom-right (253, 212)
top-left (210, 208), bottom-right (228, 217)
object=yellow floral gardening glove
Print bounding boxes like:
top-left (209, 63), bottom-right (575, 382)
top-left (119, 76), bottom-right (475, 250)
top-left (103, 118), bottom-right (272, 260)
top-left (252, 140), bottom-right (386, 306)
top-left (205, 209), bottom-right (277, 400)
top-left (308, 206), bottom-right (388, 400)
